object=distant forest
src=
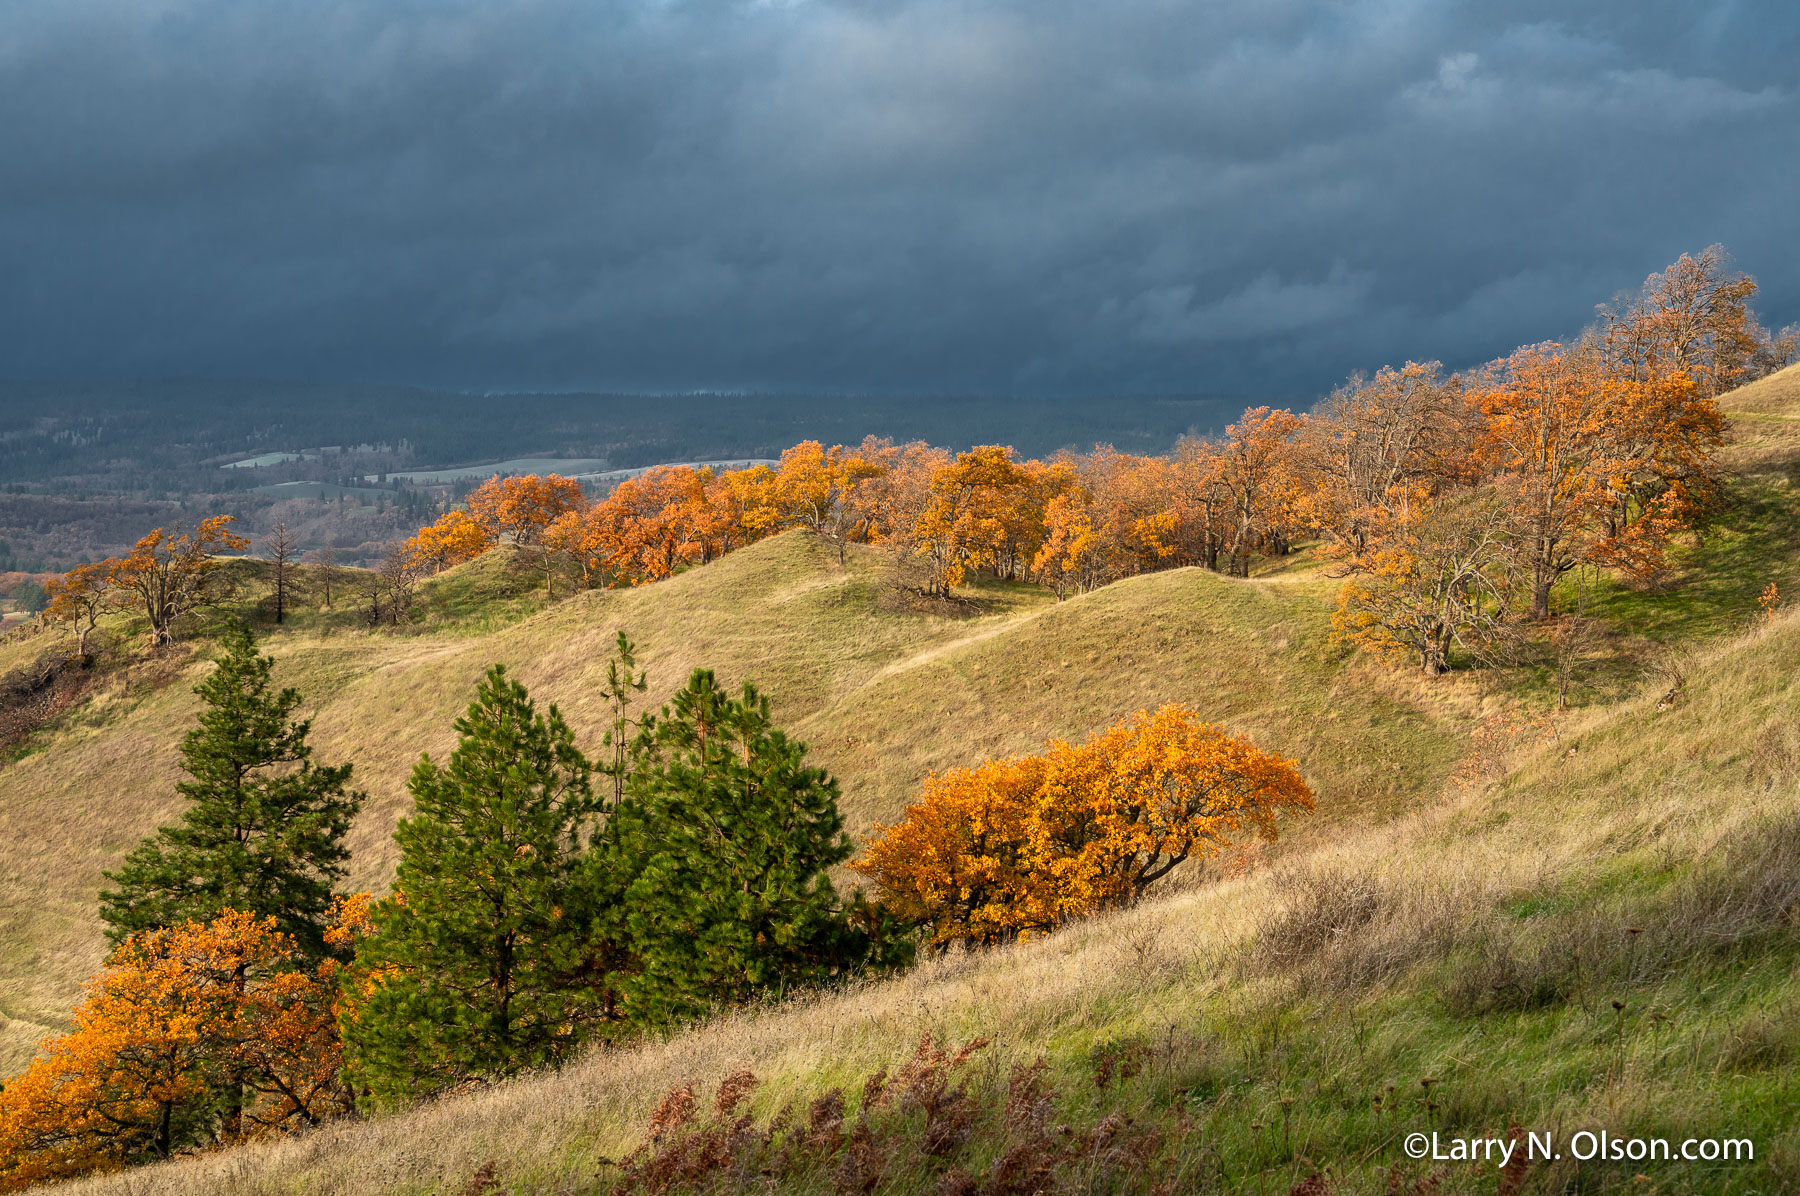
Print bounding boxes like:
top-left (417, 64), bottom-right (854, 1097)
top-left (0, 380), bottom-right (1268, 569)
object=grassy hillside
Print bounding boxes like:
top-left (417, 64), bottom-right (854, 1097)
top-left (1718, 361), bottom-right (1800, 470)
top-left (48, 570), bottom-right (1800, 1195)
top-left (0, 535), bottom-right (1472, 1074)
top-left (6, 371), bottom-right (1798, 1191)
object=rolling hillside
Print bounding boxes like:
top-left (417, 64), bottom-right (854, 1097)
top-left (4, 369), bottom-right (1798, 1192)
top-left (43, 550), bottom-right (1800, 1195)
top-left (1718, 360), bottom-right (1800, 469)
top-left (0, 534), bottom-right (1472, 1074)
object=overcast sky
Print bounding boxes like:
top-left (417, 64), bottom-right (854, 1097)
top-left (0, 0), bottom-right (1794, 397)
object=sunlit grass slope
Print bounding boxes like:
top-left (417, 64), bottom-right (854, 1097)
top-left (1576, 363), bottom-right (1800, 650)
top-left (0, 533), bottom-right (1471, 1073)
top-left (53, 570), bottom-right (1800, 1195)
top-left (8, 369), bottom-right (1796, 1180)
top-left (1718, 360), bottom-right (1800, 470)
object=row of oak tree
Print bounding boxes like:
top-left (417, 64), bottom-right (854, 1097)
top-left (394, 247), bottom-right (1783, 674)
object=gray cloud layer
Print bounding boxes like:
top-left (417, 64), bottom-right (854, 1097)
top-left (1, 0), bottom-right (1795, 395)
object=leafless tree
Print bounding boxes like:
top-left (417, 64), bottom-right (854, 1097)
top-left (263, 522), bottom-right (304, 624)
top-left (306, 545), bottom-right (340, 610)
top-left (363, 545), bottom-right (417, 627)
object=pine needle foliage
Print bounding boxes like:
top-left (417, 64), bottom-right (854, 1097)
top-left (341, 666), bottom-right (608, 1107)
top-left (610, 668), bottom-right (911, 1026)
top-left (98, 625), bottom-right (363, 961)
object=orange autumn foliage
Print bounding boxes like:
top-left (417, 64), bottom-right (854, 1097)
top-left (43, 561), bottom-right (115, 658)
top-left (37, 517), bottom-right (249, 652)
top-left (111, 516), bottom-right (250, 647)
top-left (1595, 244), bottom-right (1768, 399)
top-left (0, 911), bottom-right (351, 1191)
top-left (1472, 345), bottom-right (1724, 616)
top-left (905, 445), bottom-right (1033, 596)
top-left (1214, 406), bottom-right (1306, 576)
top-left (403, 509), bottom-right (491, 574)
top-left (382, 248), bottom-right (1761, 647)
top-left (387, 429), bottom-right (1309, 602)
top-left (854, 706), bottom-right (1313, 948)
top-left (466, 473), bottom-right (587, 546)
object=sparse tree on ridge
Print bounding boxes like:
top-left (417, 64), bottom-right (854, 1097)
top-left (111, 516), bottom-right (249, 647)
top-left (43, 562), bottom-right (114, 660)
top-left (262, 522), bottom-right (303, 625)
top-left (305, 544), bottom-right (339, 609)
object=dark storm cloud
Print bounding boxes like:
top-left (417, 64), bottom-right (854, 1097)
top-left (0, 0), bottom-right (1795, 395)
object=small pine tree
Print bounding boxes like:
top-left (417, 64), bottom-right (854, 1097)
top-left (609, 669), bottom-right (902, 1025)
top-left (598, 630), bottom-right (648, 810)
top-left (342, 666), bottom-right (613, 1106)
top-left (99, 626), bottom-right (363, 960)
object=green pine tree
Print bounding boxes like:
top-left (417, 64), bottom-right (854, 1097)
top-left (342, 666), bottom-right (615, 1106)
top-left (609, 668), bottom-right (905, 1025)
top-left (598, 630), bottom-right (648, 810)
top-left (99, 625), bottom-right (363, 960)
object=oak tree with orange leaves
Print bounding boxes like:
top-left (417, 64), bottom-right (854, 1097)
top-left (1473, 344), bottom-right (1723, 616)
top-left (43, 562), bottom-right (115, 660)
top-left (111, 516), bottom-right (249, 647)
top-left (466, 473), bottom-right (587, 546)
top-left (0, 912), bottom-right (351, 1190)
top-left (905, 445), bottom-right (1030, 597)
top-left (1595, 245), bottom-right (1771, 398)
top-left (1214, 407), bottom-right (1306, 576)
top-left (403, 509), bottom-right (491, 575)
top-left (776, 440), bottom-right (887, 563)
top-left (590, 465), bottom-right (713, 583)
top-left (1304, 361), bottom-right (1467, 560)
top-left (1330, 489), bottom-right (1515, 675)
top-left (855, 706), bottom-right (1312, 948)
top-left (1034, 486), bottom-right (1106, 598)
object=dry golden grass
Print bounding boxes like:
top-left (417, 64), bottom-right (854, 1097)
top-left (44, 599), bottom-right (1800, 1195)
top-left (0, 532), bottom-right (1470, 1073)
top-left (1720, 361), bottom-right (1800, 469)
top-left (9, 365), bottom-right (1795, 1182)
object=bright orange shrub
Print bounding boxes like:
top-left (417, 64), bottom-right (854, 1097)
top-left (854, 706), bottom-right (1313, 948)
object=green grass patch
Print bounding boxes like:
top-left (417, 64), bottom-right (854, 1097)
top-left (1585, 473), bottom-right (1800, 643)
